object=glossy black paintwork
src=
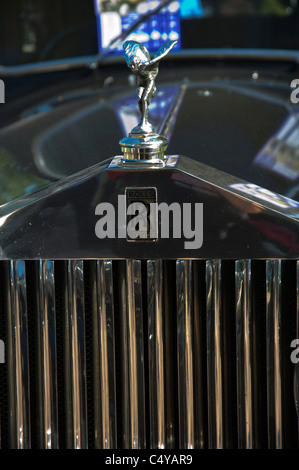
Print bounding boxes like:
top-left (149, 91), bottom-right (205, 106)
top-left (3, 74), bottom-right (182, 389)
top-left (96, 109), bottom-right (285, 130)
top-left (0, 60), bottom-right (299, 204)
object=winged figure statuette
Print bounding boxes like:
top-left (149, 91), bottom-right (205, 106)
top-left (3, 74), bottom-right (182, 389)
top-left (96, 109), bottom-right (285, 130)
top-left (123, 39), bottom-right (177, 135)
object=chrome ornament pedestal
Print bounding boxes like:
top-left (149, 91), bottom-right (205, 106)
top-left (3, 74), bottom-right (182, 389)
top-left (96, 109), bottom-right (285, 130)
top-left (119, 39), bottom-right (177, 161)
top-left (120, 132), bottom-right (168, 161)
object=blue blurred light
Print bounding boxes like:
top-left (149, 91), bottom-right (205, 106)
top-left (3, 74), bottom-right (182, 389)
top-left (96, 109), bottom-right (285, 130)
top-left (95, 0), bottom-right (182, 53)
top-left (180, 0), bottom-right (203, 18)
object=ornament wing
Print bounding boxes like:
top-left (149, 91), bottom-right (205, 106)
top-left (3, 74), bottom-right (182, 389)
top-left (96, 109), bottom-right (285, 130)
top-left (148, 40), bottom-right (177, 66)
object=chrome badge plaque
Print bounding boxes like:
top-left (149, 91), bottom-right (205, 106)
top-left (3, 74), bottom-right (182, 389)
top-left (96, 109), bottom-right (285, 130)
top-left (126, 187), bottom-right (158, 241)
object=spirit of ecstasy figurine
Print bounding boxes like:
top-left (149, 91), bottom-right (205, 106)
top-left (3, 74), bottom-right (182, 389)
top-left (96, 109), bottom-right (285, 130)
top-left (123, 39), bottom-right (177, 135)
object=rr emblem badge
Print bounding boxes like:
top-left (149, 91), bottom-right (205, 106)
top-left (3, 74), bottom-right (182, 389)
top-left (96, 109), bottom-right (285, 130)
top-left (125, 187), bottom-right (157, 241)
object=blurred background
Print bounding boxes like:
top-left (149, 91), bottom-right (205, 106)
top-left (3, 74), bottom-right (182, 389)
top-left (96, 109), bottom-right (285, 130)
top-left (0, 0), bottom-right (298, 66)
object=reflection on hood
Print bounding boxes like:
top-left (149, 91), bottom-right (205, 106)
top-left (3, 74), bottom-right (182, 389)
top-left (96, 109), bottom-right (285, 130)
top-left (0, 147), bottom-right (50, 206)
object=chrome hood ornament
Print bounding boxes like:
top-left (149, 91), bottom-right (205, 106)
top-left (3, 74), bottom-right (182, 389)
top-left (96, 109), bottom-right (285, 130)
top-left (120, 39), bottom-right (177, 160)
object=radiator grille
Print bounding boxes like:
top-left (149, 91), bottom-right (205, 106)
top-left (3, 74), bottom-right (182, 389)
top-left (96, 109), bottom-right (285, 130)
top-left (0, 259), bottom-right (298, 449)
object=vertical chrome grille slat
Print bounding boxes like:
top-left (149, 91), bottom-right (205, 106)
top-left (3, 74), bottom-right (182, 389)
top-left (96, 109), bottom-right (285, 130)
top-left (266, 260), bottom-right (283, 449)
top-left (192, 261), bottom-right (205, 449)
top-left (93, 260), bottom-right (117, 449)
top-left (37, 260), bottom-right (58, 449)
top-left (65, 260), bottom-right (88, 449)
top-left (235, 259), bottom-right (254, 449)
top-left (206, 259), bottom-right (223, 449)
top-left (147, 259), bottom-right (166, 449)
top-left (7, 260), bottom-right (31, 449)
top-left (176, 260), bottom-right (194, 449)
top-left (120, 260), bottom-right (146, 449)
top-left (163, 261), bottom-right (176, 448)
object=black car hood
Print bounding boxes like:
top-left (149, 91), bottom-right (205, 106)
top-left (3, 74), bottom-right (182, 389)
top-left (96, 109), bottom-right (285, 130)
top-left (0, 72), bottom-right (297, 202)
top-left (0, 69), bottom-right (299, 259)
